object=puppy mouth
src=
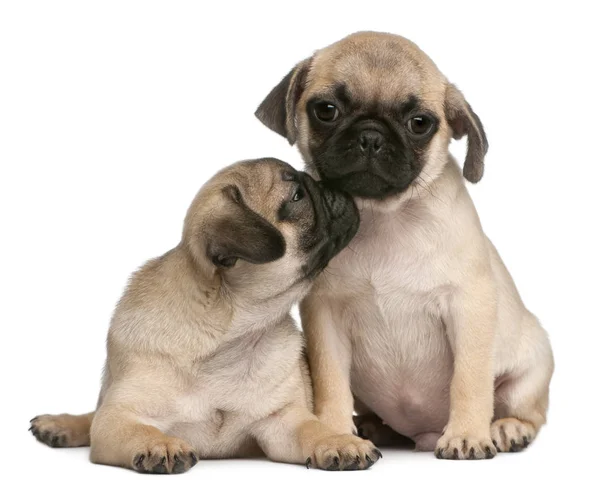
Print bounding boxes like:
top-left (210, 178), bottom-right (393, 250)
top-left (312, 145), bottom-right (419, 199)
top-left (300, 224), bottom-right (357, 279)
top-left (298, 179), bottom-right (360, 279)
top-left (322, 171), bottom-right (413, 199)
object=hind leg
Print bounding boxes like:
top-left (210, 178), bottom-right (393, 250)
top-left (354, 413), bottom-right (412, 447)
top-left (492, 319), bottom-right (554, 452)
top-left (353, 398), bottom-right (412, 447)
top-left (30, 412), bottom-right (95, 447)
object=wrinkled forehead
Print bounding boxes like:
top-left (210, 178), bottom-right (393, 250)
top-left (229, 159), bottom-right (296, 217)
top-left (306, 34), bottom-right (447, 109)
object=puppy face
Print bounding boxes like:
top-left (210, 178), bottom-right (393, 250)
top-left (183, 157), bottom-right (359, 300)
top-left (256, 32), bottom-right (488, 200)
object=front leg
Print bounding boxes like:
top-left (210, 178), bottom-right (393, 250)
top-left (300, 292), bottom-right (355, 435)
top-left (435, 275), bottom-right (497, 460)
top-left (252, 405), bottom-right (381, 470)
top-left (91, 405), bottom-right (197, 473)
top-left (90, 379), bottom-right (197, 474)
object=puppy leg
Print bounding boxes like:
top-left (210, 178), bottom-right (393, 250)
top-left (252, 406), bottom-right (381, 470)
top-left (300, 295), bottom-right (355, 435)
top-left (90, 406), bottom-right (197, 474)
top-left (492, 315), bottom-right (553, 452)
top-left (435, 278), bottom-right (497, 460)
top-left (30, 412), bottom-right (95, 447)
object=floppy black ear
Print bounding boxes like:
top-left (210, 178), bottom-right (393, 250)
top-left (254, 58), bottom-right (312, 145)
top-left (445, 83), bottom-right (489, 183)
top-left (206, 186), bottom-right (286, 269)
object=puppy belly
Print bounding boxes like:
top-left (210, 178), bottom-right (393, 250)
top-left (352, 369), bottom-right (450, 442)
top-left (349, 311), bottom-right (453, 441)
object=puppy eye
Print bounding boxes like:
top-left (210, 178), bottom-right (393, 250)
top-left (313, 102), bottom-right (340, 122)
top-left (215, 255), bottom-right (237, 268)
top-left (292, 188), bottom-right (305, 202)
top-left (407, 115), bottom-right (434, 137)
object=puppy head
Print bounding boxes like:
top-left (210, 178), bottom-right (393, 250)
top-left (256, 32), bottom-right (488, 201)
top-left (183, 158), bottom-right (359, 300)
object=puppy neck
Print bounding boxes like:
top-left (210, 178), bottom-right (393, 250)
top-left (187, 253), bottom-right (309, 334)
top-left (226, 281), bottom-right (310, 332)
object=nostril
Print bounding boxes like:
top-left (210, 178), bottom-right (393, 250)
top-left (373, 133), bottom-right (383, 152)
top-left (359, 130), bottom-right (383, 153)
top-left (359, 136), bottom-right (368, 151)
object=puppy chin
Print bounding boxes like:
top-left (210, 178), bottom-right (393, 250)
top-left (349, 144), bottom-right (451, 213)
top-left (323, 172), bottom-right (402, 198)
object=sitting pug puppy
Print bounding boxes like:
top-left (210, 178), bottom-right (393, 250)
top-left (30, 157), bottom-right (381, 473)
top-left (256, 32), bottom-right (554, 459)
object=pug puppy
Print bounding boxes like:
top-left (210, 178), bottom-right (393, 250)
top-left (256, 32), bottom-right (554, 460)
top-left (29, 157), bottom-right (382, 472)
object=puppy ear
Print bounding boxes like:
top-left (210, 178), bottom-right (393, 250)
top-left (255, 57), bottom-right (312, 145)
top-left (444, 83), bottom-right (489, 183)
top-left (205, 186), bottom-right (286, 269)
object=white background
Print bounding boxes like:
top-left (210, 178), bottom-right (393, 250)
top-left (1, 1), bottom-right (598, 487)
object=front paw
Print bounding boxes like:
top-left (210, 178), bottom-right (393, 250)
top-left (435, 431), bottom-right (496, 460)
top-left (307, 434), bottom-right (382, 471)
top-left (132, 437), bottom-right (197, 474)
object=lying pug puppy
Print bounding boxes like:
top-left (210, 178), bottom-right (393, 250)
top-left (30, 157), bottom-right (381, 473)
top-left (256, 32), bottom-right (554, 460)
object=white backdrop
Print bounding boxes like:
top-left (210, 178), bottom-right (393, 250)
top-left (1, 1), bottom-right (598, 488)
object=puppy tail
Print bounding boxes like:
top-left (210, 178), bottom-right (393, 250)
top-left (29, 411), bottom-right (95, 448)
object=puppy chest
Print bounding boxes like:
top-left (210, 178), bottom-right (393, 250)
top-left (173, 376), bottom-right (288, 422)
top-left (332, 244), bottom-right (453, 297)
top-left (328, 232), bottom-right (455, 367)
top-left (347, 293), bottom-right (451, 370)
top-left (170, 332), bottom-right (305, 424)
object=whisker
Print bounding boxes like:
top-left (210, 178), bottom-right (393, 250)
top-left (419, 171), bottom-right (445, 205)
top-left (413, 180), bottom-right (421, 200)
top-left (346, 243), bottom-right (359, 256)
top-left (415, 178), bottom-right (433, 200)
top-left (320, 269), bottom-right (335, 290)
top-left (369, 199), bottom-right (377, 227)
top-left (323, 269), bottom-right (345, 279)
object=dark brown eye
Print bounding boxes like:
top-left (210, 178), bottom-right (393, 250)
top-left (407, 116), bottom-right (434, 137)
top-left (313, 102), bottom-right (339, 122)
top-left (292, 188), bottom-right (304, 202)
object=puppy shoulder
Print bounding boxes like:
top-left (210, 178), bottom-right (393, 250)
top-left (108, 249), bottom-right (196, 346)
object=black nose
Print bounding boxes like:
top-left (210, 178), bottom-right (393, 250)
top-left (359, 129), bottom-right (383, 154)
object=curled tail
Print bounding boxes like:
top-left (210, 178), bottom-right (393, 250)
top-left (30, 412), bottom-right (95, 448)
